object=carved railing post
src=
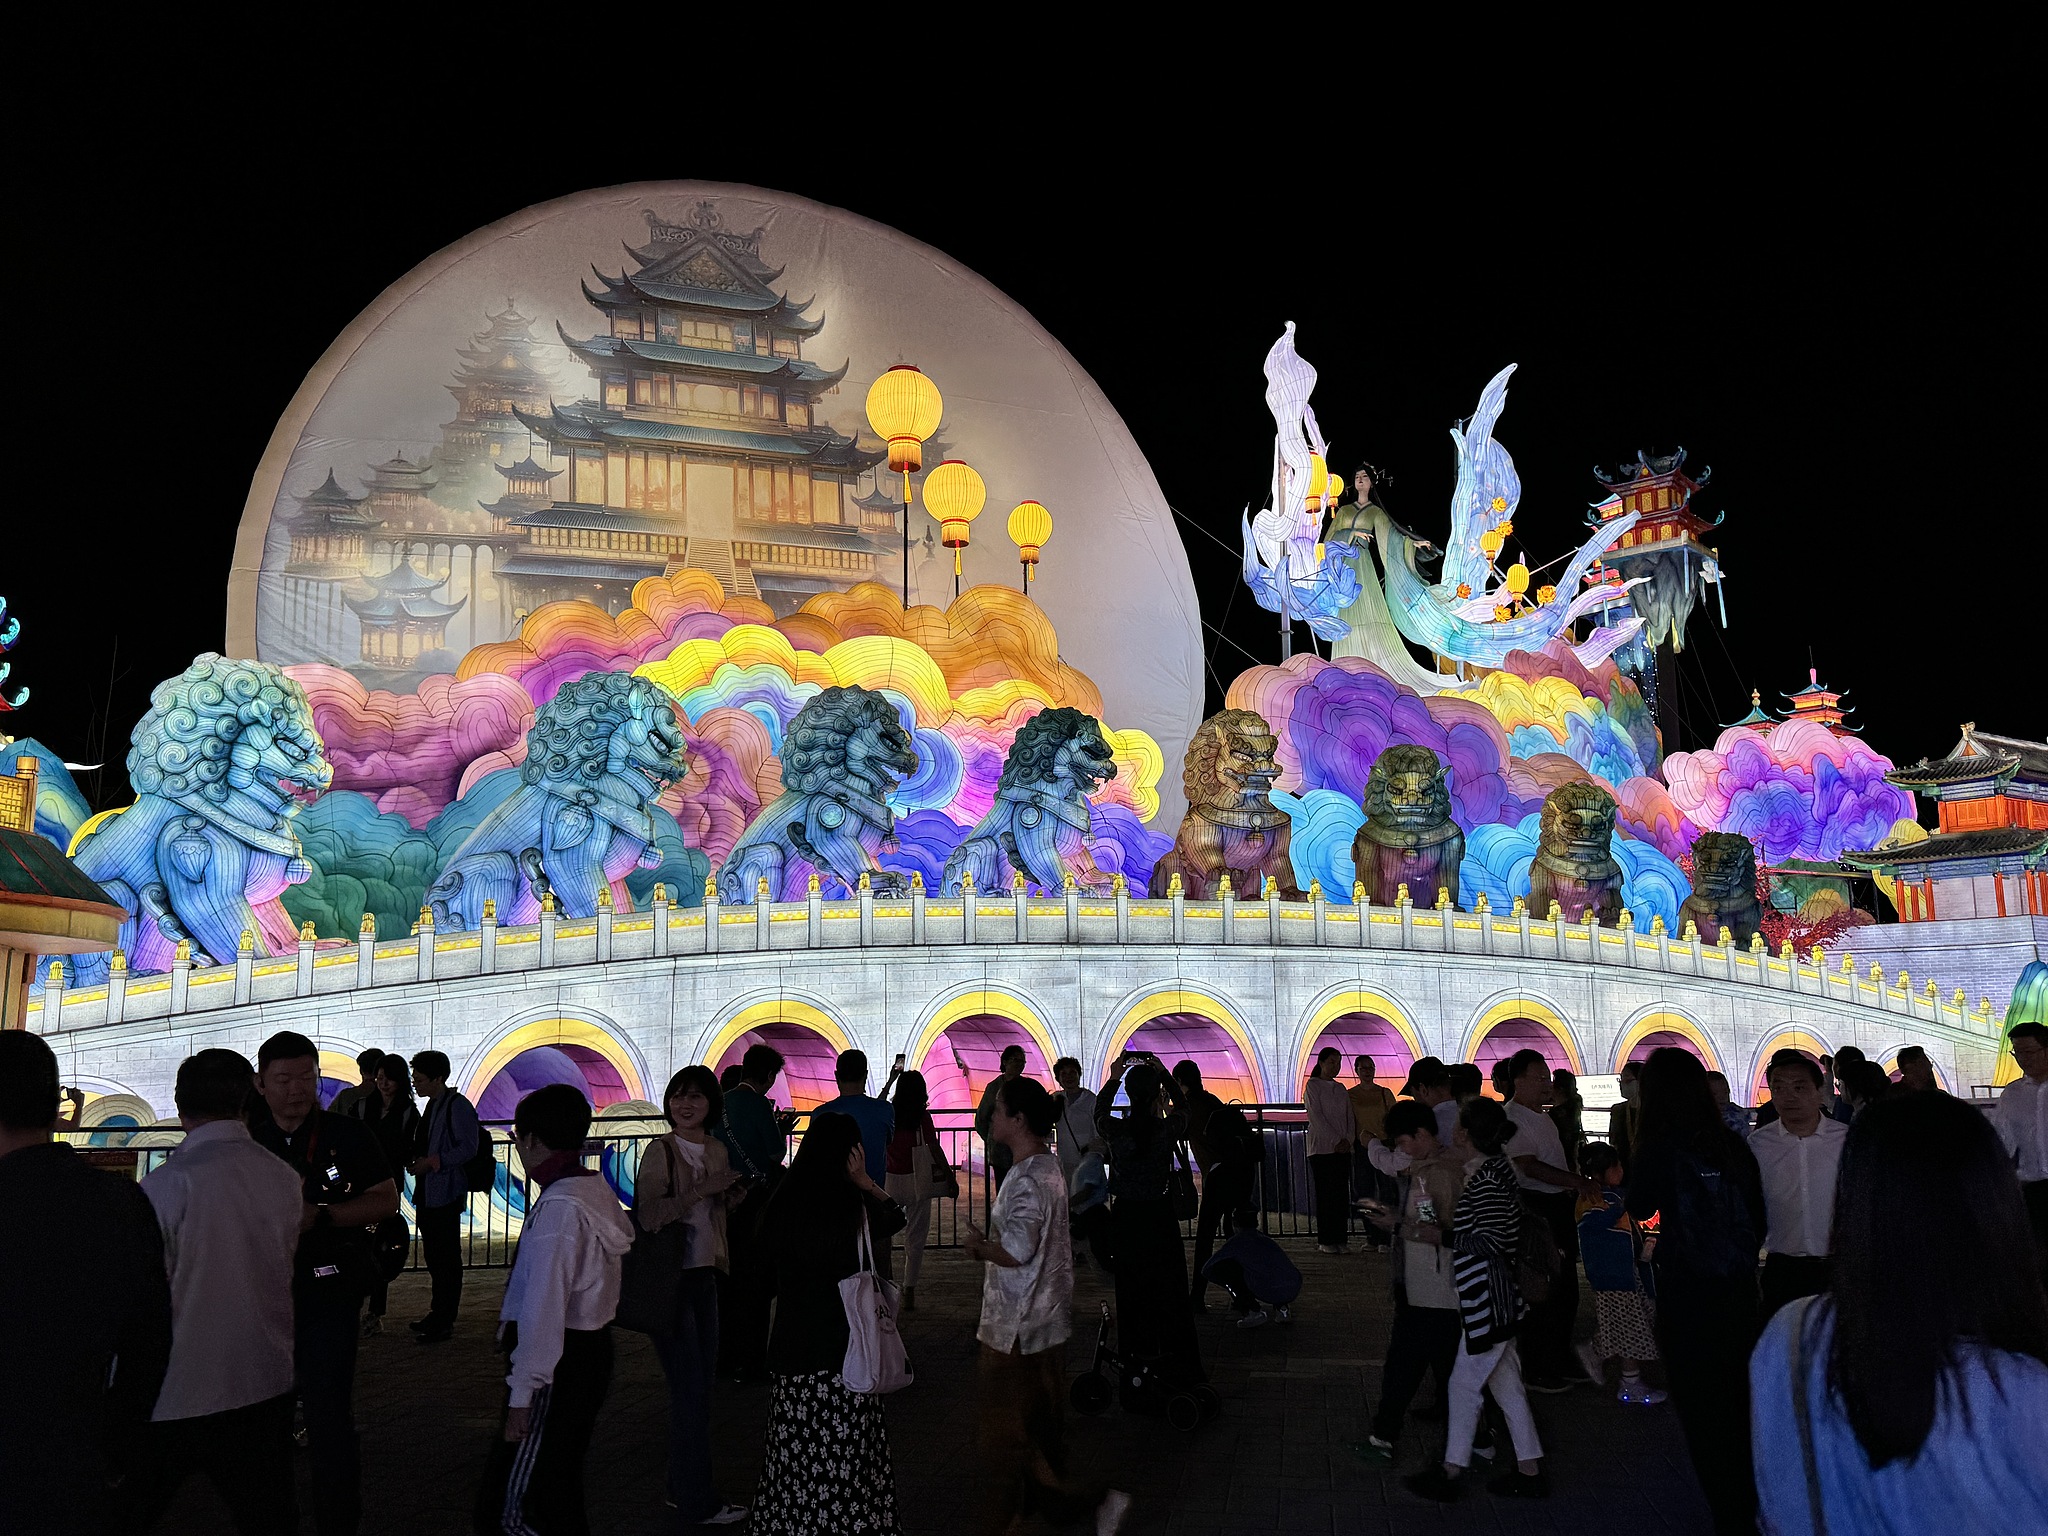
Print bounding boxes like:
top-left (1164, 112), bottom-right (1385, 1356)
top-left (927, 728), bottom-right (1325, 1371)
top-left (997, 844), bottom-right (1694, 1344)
top-left (1265, 876), bottom-right (1282, 945)
top-left (43, 959), bottom-right (64, 1029)
top-left (480, 899), bottom-right (498, 973)
top-left (1652, 913), bottom-right (1670, 971)
top-left (1218, 873), bottom-right (1235, 946)
top-left (1169, 872), bottom-right (1186, 944)
top-left (170, 940), bottom-right (192, 1014)
top-left (1436, 887), bottom-right (1454, 953)
top-left (961, 870), bottom-right (977, 945)
top-left (234, 929), bottom-right (256, 1003)
top-left (1354, 882), bottom-right (1369, 949)
top-left (1550, 901), bottom-right (1567, 961)
top-left (1515, 896), bottom-right (1530, 956)
top-left (1012, 869), bottom-right (1028, 943)
top-left (106, 950), bottom-right (127, 1023)
top-left (1475, 892), bottom-right (1492, 955)
top-left (703, 878), bottom-right (720, 956)
top-left (651, 884), bottom-right (669, 958)
top-left (755, 878), bottom-right (772, 951)
top-left (858, 871), bottom-right (874, 946)
top-left (806, 873), bottom-right (823, 948)
top-left (1311, 880), bottom-right (1327, 946)
top-left (911, 871), bottom-right (927, 945)
top-left (358, 914), bottom-right (376, 987)
top-left (1114, 873), bottom-right (1130, 943)
top-left (595, 883), bottom-right (614, 963)
top-left (416, 908), bottom-right (436, 982)
top-left (1063, 872), bottom-right (1078, 943)
top-left (297, 921), bottom-right (316, 996)
top-left (539, 891), bottom-right (558, 967)
top-left (1398, 884), bottom-right (1414, 950)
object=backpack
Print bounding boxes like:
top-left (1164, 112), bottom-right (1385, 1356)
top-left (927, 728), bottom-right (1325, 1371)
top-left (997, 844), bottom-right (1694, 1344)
top-left (1664, 1149), bottom-right (1760, 1279)
top-left (463, 1123), bottom-right (498, 1193)
top-left (1516, 1204), bottom-right (1561, 1307)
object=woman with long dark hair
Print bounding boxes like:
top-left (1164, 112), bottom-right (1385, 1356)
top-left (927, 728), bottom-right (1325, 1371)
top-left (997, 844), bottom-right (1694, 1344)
top-left (880, 1068), bottom-right (944, 1310)
top-left (1750, 1093), bottom-right (2048, 1532)
top-left (1624, 1047), bottom-right (1766, 1534)
top-left (351, 1053), bottom-right (419, 1335)
top-left (634, 1065), bottom-right (746, 1526)
top-left (1094, 1051), bottom-right (1205, 1403)
top-left (749, 1111), bottom-right (906, 1534)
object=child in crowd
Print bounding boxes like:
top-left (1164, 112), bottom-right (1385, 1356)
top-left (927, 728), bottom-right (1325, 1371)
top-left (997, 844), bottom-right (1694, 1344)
top-left (1199, 1209), bottom-right (1302, 1328)
top-left (1574, 1143), bottom-right (1665, 1405)
top-left (478, 1084), bottom-right (635, 1536)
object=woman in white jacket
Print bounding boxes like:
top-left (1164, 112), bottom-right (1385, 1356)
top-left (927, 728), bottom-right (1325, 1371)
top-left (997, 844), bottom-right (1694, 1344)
top-left (1304, 1047), bottom-right (1356, 1253)
top-left (480, 1084), bottom-right (634, 1536)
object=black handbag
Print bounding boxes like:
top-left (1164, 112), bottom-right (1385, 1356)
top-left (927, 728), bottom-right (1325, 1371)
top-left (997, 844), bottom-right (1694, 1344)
top-left (615, 1138), bottom-right (692, 1339)
top-left (1171, 1141), bottom-right (1200, 1220)
top-left (371, 1213), bottom-right (411, 1283)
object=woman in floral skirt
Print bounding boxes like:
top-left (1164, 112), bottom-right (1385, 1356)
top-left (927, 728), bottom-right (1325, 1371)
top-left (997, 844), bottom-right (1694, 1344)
top-left (749, 1110), bottom-right (907, 1534)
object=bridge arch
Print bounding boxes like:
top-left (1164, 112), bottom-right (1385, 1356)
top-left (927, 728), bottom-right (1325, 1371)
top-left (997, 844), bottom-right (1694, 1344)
top-left (1100, 982), bottom-right (1268, 1103)
top-left (461, 1009), bottom-right (652, 1122)
top-left (1292, 983), bottom-right (1426, 1095)
top-left (1612, 1006), bottom-right (1722, 1073)
top-left (1878, 1048), bottom-right (1949, 1091)
top-left (1459, 990), bottom-right (1585, 1076)
top-left (1746, 1024), bottom-right (1836, 1104)
top-left (696, 991), bottom-right (853, 1111)
top-left (904, 983), bottom-right (1062, 1111)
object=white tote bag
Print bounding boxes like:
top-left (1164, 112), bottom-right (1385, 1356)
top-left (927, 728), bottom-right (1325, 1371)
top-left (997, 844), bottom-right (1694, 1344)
top-left (839, 1220), bottom-right (914, 1395)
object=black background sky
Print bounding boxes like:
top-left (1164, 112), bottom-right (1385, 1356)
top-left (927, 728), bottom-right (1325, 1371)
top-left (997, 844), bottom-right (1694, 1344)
top-left (7, 97), bottom-right (2037, 810)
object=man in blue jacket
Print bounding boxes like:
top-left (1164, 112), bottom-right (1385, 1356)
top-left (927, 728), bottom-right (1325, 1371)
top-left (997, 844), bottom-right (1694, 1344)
top-left (407, 1050), bottom-right (481, 1344)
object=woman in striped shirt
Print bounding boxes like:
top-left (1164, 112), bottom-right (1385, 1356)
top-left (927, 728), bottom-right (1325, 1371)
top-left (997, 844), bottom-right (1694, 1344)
top-left (1403, 1097), bottom-right (1549, 1502)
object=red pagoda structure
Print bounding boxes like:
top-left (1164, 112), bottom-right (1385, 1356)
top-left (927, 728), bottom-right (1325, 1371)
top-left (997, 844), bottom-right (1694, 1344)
top-left (1845, 724), bottom-right (2048, 919)
top-left (1778, 668), bottom-right (1858, 735)
top-left (501, 201), bottom-right (887, 618)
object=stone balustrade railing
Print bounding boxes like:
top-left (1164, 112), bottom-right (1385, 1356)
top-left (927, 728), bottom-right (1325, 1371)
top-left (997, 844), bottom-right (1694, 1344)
top-left (30, 875), bottom-right (2002, 1041)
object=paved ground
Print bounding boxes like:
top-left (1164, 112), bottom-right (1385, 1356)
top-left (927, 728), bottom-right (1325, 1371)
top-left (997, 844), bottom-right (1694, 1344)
top-left (153, 1240), bottom-right (1714, 1534)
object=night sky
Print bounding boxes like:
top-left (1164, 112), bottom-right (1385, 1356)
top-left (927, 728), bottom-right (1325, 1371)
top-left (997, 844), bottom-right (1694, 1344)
top-left (10, 132), bottom-right (2034, 810)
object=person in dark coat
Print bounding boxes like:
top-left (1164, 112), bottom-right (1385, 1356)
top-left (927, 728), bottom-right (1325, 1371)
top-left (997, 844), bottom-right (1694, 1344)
top-left (1095, 1052), bottom-right (1205, 1400)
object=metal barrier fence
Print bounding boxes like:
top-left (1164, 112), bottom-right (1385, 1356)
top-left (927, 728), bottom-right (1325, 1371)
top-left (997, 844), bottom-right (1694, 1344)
top-left (65, 1102), bottom-right (1326, 1269)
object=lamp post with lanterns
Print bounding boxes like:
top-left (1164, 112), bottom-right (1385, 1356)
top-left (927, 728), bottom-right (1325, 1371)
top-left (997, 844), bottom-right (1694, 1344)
top-left (922, 460), bottom-right (985, 603)
top-left (1007, 499), bottom-right (1052, 596)
top-left (863, 365), bottom-right (944, 606)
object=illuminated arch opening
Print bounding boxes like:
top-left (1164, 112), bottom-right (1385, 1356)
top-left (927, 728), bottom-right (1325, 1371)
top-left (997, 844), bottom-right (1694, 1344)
top-left (1102, 988), bottom-right (1268, 1102)
top-left (1301, 1015), bottom-right (1416, 1097)
top-left (1748, 1027), bottom-right (1833, 1104)
top-left (1461, 995), bottom-right (1582, 1081)
top-left (1613, 1011), bottom-right (1720, 1073)
top-left (903, 986), bottom-right (1062, 1111)
top-left (702, 999), bottom-right (853, 1112)
top-left (913, 1016), bottom-right (1053, 1112)
top-left (465, 1018), bottom-right (647, 1121)
top-left (1880, 1051), bottom-right (1949, 1091)
top-left (318, 1049), bottom-right (369, 1109)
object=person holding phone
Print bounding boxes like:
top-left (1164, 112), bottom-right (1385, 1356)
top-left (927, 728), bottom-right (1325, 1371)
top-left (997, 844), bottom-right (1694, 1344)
top-left (880, 1066), bottom-right (947, 1310)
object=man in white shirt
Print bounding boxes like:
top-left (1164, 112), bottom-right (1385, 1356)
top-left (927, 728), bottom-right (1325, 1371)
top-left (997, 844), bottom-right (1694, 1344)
top-left (966, 1074), bottom-right (1130, 1536)
top-left (1050, 1057), bottom-right (1100, 1188)
top-left (1997, 1020), bottom-right (2048, 1281)
top-left (1502, 1050), bottom-right (1600, 1392)
top-left (122, 1049), bottom-right (304, 1535)
top-left (1749, 1048), bottom-right (1849, 1318)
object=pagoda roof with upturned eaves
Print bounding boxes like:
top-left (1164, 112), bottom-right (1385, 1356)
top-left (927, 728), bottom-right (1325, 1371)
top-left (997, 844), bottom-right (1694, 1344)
top-left (495, 550), bottom-right (665, 584)
top-left (289, 469), bottom-right (378, 527)
top-left (506, 503), bottom-right (676, 535)
top-left (362, 455), bottom-right (439, 493)
top-left (1840, 825), bottom-right (2048, 871)
top-left (496, 456), bottom-right (562, 483)
top-left (1949, 724), bottom-right (2048, 784)
top-left (344, 557), bottom-right (463, 623)
top-left (515, 403), bottom-right (882, 472)
top-left (559, 329), bottom-right (848, 390)
top-left (1886, 752), bottom-right (2021, 792)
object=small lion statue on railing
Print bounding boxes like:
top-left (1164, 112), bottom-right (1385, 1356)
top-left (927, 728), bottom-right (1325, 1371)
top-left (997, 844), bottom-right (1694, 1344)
top-left (1349, 744), bottom-right (1464, 908)
top-left (1148, 708), bottom-right (1299, 898)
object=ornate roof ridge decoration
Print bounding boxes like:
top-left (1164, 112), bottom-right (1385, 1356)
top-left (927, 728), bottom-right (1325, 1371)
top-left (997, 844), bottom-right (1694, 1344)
top-left (1591, 446), bottom-right (1711, 490)
top-left (640, 201), bottom-right (770, 264)
top-left (1956, 723), bottom-right (2048, 781)
top-left (1886, 751), bottom-right (2022, 791)
top-left (1840, 825), bottom-right (2048, 869)
top-left (495, 455), bottom-right (561, 482)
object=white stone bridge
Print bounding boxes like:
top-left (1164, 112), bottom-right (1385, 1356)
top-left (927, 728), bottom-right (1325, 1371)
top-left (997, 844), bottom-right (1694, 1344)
top-left (31, 883), bottom-right (2013, 1125)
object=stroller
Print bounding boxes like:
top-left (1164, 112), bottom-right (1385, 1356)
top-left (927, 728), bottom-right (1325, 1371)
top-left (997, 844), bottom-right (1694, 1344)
top-left (1070, 1301), bottom-right (1221, 1433)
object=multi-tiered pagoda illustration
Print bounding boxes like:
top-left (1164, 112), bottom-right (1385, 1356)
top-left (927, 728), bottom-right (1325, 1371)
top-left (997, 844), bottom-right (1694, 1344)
top-left (497, 202), bottom-right (891, 618)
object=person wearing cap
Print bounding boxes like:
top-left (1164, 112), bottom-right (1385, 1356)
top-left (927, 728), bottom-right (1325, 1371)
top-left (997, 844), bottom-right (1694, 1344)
top-left (1399, 1058), bottom-right (1459, 1145)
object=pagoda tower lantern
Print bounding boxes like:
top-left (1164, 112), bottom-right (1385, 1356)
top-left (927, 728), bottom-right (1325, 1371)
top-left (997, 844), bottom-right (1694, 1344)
top-left (1588, 447), bottom-right (1728, 746)
top-left (344, 552), bottom-right (466, 672)
top-left (280, 469), bottom-right (379, 662)
top-left (1778, 667), bottom-right (1859, 735)
top-left (502, 199), bottom-right (885, 619)
top-left (1722, 688), bottom-right (1777, 734)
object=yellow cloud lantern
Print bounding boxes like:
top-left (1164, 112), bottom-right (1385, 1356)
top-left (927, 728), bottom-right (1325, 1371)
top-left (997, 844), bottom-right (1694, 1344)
top-left (864, 365), bottom-right (943, 473)
top-left (924, 460), bottom-right (987, 573)
top-left (1007, 499), bottom-right (1053, 584)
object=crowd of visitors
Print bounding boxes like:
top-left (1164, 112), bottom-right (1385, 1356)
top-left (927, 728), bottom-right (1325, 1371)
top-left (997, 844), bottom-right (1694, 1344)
top-left (4, 1010), bottom-right (2044, 1535)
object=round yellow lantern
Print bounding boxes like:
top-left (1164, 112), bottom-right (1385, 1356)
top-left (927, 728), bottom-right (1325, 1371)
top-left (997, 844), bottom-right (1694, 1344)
top-left (1505, 562), bottom-right (1531, 596)
top-left (1479, 528), bottom-right (1505, 559)
top-left (1304, 452), bottom-right (1327, 508)
top-left (1007, 499), bottom-right (1052, 565)
top-left (863, 365), bottom-right (943, 473)
top-left (924, 460), bottom-right (987, 572)
top-left (1324, 468), bottom-right (1344, 506)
